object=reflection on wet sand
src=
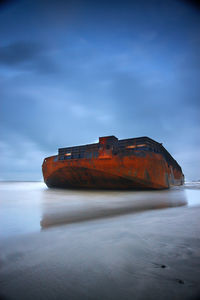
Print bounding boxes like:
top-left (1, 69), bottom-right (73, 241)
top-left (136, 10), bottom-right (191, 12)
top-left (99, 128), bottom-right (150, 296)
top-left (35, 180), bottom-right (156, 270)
top-left (41, 188), bottom-right (187, 229)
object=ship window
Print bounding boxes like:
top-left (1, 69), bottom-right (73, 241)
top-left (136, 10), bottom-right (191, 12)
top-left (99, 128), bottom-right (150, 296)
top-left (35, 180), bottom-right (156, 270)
top-left (126, 145), bottom-right (137, 149)
top-left (65, 152), bottom-right (71, 157)
top-left (64, 152), bottom-right (71, 159)
top-left (86, 152), bottom-right (93, 159)
top-left (79, 152), bottom-right (85, 158)
top-left (93, 151), bottom-right (98, 158)
top-left (72, 153), bottom-right (79, 159)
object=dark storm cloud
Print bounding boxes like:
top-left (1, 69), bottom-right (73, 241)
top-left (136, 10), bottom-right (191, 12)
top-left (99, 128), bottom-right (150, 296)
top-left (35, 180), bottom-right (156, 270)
top-left (0, 0), bottom-right (14, 8)
top-left (182, 0), bottom-right (200, 9)
top-left (0, 41), bottom-right (42, 65)
top-left (0, 41), bottom-right (58, 73)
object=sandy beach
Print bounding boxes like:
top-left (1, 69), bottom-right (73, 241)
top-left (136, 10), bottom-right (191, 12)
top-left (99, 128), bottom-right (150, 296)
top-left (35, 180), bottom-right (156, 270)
top-left (0, 182), bottom-right (200, 300)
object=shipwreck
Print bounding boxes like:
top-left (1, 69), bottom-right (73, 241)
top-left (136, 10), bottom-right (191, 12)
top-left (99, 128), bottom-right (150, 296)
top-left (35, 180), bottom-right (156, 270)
top-left (42, 136), bottom-right (184, 189)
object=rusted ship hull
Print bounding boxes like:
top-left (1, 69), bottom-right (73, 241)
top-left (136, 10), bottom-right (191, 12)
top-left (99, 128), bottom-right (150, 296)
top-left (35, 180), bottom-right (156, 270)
top-left (42, 136), bottom-right (184, 190)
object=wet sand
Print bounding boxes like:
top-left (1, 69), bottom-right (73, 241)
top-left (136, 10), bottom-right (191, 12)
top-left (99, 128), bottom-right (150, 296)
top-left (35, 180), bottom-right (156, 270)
top-left (0, 182), bottom-right (200, 300)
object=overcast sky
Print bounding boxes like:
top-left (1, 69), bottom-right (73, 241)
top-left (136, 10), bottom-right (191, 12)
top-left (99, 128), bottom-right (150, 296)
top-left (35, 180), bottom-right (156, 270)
top-left (0, 0), bottom-right (200, 181)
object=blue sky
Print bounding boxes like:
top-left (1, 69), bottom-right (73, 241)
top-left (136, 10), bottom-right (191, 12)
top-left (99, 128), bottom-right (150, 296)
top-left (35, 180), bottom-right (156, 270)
top-left (0, 0), bottom-right (200, 180)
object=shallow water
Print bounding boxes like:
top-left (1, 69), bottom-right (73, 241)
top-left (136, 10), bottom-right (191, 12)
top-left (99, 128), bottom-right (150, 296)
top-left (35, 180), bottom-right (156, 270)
top-left (0, 182), bottom-right (200, 300)
top-left (0, 181), bottom-right (199, 238)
